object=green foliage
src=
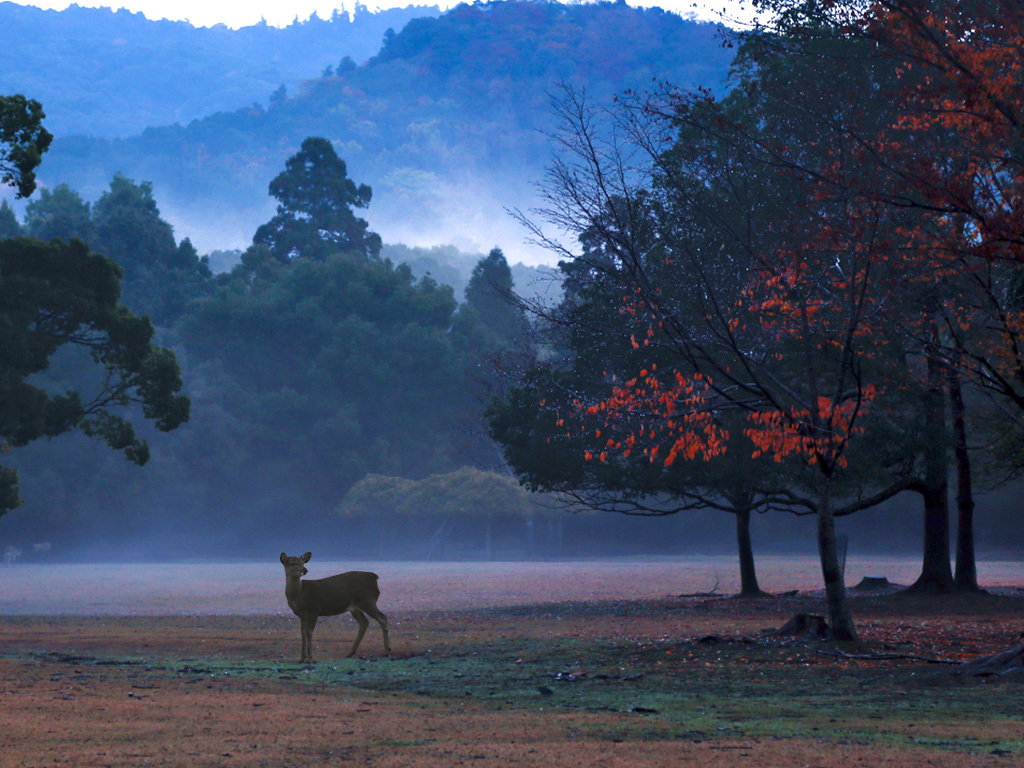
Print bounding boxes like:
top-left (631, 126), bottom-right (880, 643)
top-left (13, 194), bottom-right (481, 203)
top-left (463, 247), bottom-right (529, 345)
top-left (340, 466), bottom-right (544, 519)
top-left (253, 136), bottom-right (381, 261)
top-left (90, 174), bottom-right (212, 324)
top-left (381, 242), bottom-right (562, 308)
top-left (24, 182), bottom-right (94, 242)
top-left (175, 247), bottom-right (475, 515)
top-left (0, 94), bottom-right (52, 198)
top-left (92, 173), bottom-right (177, 268)
top-left (0, 237), bottom-right (189, 516)
top-left (382, 243), bottom-right (476, 293)
top-left (14, 175), bottom-right (213, 328)
top-left (0, 199), bottom-right (21, 239)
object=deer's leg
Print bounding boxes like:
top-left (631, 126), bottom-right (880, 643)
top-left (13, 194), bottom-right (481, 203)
top-left (347, 609), bottom-right (370, 657)
top-left (365, 606), bottom-right (391, 656)
top-left (301, 615), bottom-right (318, 663)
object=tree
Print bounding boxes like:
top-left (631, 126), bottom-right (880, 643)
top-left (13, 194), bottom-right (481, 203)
top-left (494, 156), bottom-right (914, 604)
top-left (176, 246), bottom-right (476, 529)
top-left (0, 199), bottom-right (20, 239)
top-left (24, 182), bottom-right (94, 242)
top-left (340, 467), bottom-right (547, 559)
top-left (0, 237), bottom-right (190, 516)
top-left (872, 1), bottom-right (1024, 591)
top-left (489, 235), bottom-right (796, 597)
top-left (742, 0), bottom-right (1024, 593)
top-left (463, 247), bottom-right (530, 344)
top-left (92, 173), bottom-right (177, 271)
top-left (490, 371), bottom-right (789, 596)
top-left (91, 174), bottom-right (211, 325)
top-left (252, 136), bottom-right (381, 262)
top-left (0, 94), bottom-right (52, 198)
top-left (512, 33), bottom-right (939, 637)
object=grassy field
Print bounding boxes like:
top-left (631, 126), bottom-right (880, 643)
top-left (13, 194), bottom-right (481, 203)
top-left (1, 557), bottom-right (1022, 767)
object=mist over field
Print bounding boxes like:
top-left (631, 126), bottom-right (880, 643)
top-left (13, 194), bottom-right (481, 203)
top-left (4, 556), bottom-right (1023, 616)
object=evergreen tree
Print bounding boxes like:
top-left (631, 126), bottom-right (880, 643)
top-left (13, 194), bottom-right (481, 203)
top-left (91, 174), bottom-right (210, 324)
top-left (92, 173), bottom-right (177, 270)
top-left (24, 182), bottom-right (94, 242)
top-left (463, 247), bottom-right (529, 344)
top-left (0, 199), bottom-right (20, 239)
top-left (253, 136), bottom-right (381, 262)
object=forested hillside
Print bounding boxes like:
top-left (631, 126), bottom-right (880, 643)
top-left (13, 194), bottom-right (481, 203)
top-left (0, 1), bottom-right (734, 559)
top-left (0, 1), bottom-right (439, 138)
top-left (28, 1), bottom-right (733, 259)
top-left (0, 142), bottom-right (533, 556)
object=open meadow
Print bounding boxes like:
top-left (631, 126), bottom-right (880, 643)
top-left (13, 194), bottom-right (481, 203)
top-left (1, 555), bottom-right (1023, 767)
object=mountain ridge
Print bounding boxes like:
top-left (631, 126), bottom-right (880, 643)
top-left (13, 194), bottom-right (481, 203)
top-left (0, 1), bottom-right (441, 138)
top-left (5, 1), bottom-right (734, 262)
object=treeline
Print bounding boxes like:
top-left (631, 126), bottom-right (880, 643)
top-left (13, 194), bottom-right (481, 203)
top-left (0, 137), bottom-right (535, 557)
top-left (0, 1), bottom-right (440, 138)
top-left (30, 2), bottom-right (733, 255)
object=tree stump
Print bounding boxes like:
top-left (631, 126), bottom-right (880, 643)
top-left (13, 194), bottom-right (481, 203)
top-left (955, 641), bottom-right (1024, 677)
top-left (772, 613), bottom-right (828, 640)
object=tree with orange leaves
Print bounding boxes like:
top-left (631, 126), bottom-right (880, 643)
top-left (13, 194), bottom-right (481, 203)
top-left (489, 240), bottom-right (834, 598)
top-left (506, 47), bottom-right (939, 638)
top-left (746, 0), bottom-right (1024, 592)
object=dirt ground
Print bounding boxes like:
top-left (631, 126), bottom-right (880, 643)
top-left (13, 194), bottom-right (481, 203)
top-left (1, 557), bottom-right (1023, 767)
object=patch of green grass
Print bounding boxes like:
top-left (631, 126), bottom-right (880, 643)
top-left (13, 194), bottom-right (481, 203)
top-left (284, 637), bottom-right (1024, 757)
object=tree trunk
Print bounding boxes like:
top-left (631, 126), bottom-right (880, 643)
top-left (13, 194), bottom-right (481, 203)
top-left (947, 365), bottom-right (979, 591)
top-left (908, 343), bottom-right (954, 593)
top-left (734, 505), bottom-right (765, 597)
top-left (816, 476), bottom-right (858, 642)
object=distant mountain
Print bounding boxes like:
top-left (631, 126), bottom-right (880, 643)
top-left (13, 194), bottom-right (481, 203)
top-left (0, 1), bottom-right (441, 138)
top-left (20, 1), bottom-right (735, 261)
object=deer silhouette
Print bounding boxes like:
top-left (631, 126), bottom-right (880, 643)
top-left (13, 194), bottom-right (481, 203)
top-left (280, 552), bottom-right (391, 662)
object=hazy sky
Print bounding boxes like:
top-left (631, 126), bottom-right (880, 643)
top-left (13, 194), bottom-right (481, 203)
top-left (9, 0), bottom-right (759, 29)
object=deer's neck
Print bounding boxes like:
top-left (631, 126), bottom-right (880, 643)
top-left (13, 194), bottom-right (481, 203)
top-left (284, 575), bottom-right (305, 606)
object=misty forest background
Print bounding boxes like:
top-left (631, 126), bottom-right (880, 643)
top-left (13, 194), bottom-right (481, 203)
top-left (1, 0), bottom-right (1021, 563)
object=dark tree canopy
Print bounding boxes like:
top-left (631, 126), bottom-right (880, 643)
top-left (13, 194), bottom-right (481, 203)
top-left (89, 174), bottom-right (211, 325)
top-left (0, 199), bottom-right (21, 239)
top-left (175, 246), bottom-right (475, 521)
top-left (24, 182), bottom-right (94, 243)
top-left (92, 173), bottom-right (177, 270)
top-left (0, 237), bottom-right (190, 516)
top-left (252, 136), bottom-right (381, 262)
top-left (0, 94), bottom-right (52, 198)
top-left (463, 247), bottom-right (529, 344)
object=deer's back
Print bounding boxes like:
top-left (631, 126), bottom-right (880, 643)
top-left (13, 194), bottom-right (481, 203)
top-left (302, 571), bottom-right (380, 615)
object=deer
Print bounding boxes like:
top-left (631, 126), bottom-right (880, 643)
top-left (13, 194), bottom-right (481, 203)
top-left (279, 552), bottom-right (391, 663)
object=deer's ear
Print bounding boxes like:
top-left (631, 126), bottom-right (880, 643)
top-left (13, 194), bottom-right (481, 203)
top-left (301, 552), bottom-right (312, 562)
top-left (280, 553), bottom-right (288, 564)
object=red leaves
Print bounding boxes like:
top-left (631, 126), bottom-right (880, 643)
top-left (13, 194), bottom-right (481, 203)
top-left (580, 367), bottom-right (730, 467)
top-left (744, 388), bottom-right (876, 468)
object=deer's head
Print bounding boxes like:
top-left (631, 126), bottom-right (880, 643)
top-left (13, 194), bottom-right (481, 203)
top-left (280, 552), bottom-right (312, 578)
